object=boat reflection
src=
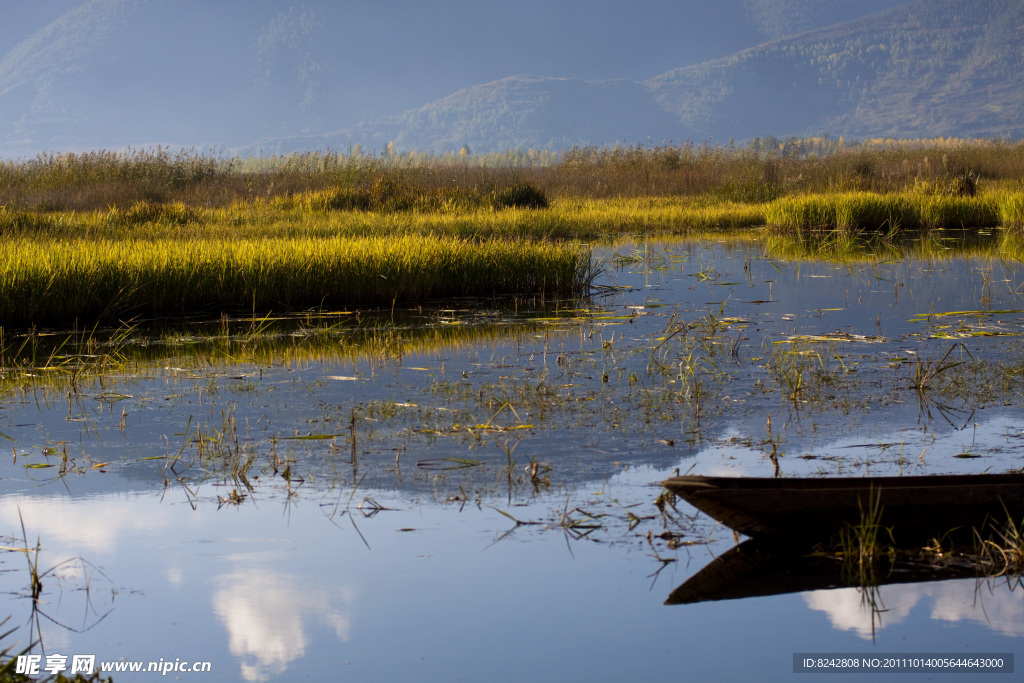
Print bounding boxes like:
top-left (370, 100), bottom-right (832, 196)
top-left (667, 539), bottom-right (1024, 639)
top-left (666, 539), bottom-right (980, 605)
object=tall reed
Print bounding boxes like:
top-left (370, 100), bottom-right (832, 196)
top-left (4, 139), bottom-right (1024, 210)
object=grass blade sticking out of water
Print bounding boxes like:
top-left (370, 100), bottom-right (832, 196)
top-left (909, 343), bottom-right (973, 392)
top-left (838, 486), bottom-right (894, 588)
top-left (975, 505), bottom-right (1024, 577)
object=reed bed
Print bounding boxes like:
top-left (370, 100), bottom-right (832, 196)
top-left (4, 139), bottom-right (1024, 210)
top-left (0, 235), bottom-right (593, 326)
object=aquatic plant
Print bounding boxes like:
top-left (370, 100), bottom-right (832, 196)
top-left (766, 192), bottom-right (1001, 232)
top-left (108, 199), bottom-right (202, 226)
top-left (838, 488), bottom-right (894, 587)
top-left (908, 343), bottom-right (971, 393)
top-left (975, 508), bottom-right (1024, 577)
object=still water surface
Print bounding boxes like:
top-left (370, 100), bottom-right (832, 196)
top-left (1, 231), bottom-right (1022, 681)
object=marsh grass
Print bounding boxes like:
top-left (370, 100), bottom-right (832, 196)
top-left (975, 509), bottom-right (1024, 577)
top-left (915, 357), bottom-right (1024, 405)
top-left (0, 520), bottom-right (117, 683)
top-left (4, 139), bottom-right (1024, 211)
top-left (838, 488), bottom-right (895, 587)
top-left (4, 140), bottom-right (1023, 332)
top-left (766, 341), bottom-right (835, 403)
top-left (766, 192), bottom-right (1004, 232)
top-left (909, 343), bottom-right (971, 393)
top-left (0, 235), bottom-right (594, 326)
top-left (110, 199), bottom-right (202, 226)
top-left (0, 206), bottom-right (62, 236)
top-left (279, 176), bottom-right (549, 214)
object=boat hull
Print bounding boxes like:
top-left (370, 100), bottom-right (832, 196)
top-left (661, 473), bottom-right (1024, 539)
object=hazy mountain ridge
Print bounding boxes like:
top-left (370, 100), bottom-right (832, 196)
top-left (0, 0), bottom-right (136, 98)
top-left (1, 0), bottom-right (1019, 157)
top-left (321, 0), bottom-right (1022, 154)
top-left (389, 76), bottom-right (689, 152)
top-left (742, 0), bottom-right (894, 41)
top-left (644, 0), bottom-right (1024, 141)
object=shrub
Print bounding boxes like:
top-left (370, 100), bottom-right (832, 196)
top-left (489, 182), bottom-right (549, 209)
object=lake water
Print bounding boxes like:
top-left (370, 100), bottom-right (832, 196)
top-left (1, 230), bottom-right (1022, 681)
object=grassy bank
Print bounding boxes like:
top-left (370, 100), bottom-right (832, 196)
top-left (5, 186), bottom-right (1022, 327)
top-left (0, 235), bottom-right (592, 326)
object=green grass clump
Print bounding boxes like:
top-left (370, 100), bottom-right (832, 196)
top-left (766, 192), bottom-right (1001, 232)
top-left (916, 194), bottom-right (1000, 230)
top-left (0, 235), bottom-right (592, 326)
top-left (996, 192), bottom-right (1024, 228)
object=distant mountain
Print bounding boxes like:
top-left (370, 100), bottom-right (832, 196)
top-left (645, 0), bottom-right (1024, 141)
top-left (242, 76), bottom-right (687, 156)
top-left (392, 76), bottom-right (690, 153)
top-left (2, 0), bottom-right (1019, 157)
top-left (251, 0), bottom-right (1023, 155)
top-left (1, 0), bottom-right (792, 158)
top-left (743, 0), bottom-right (900, 41)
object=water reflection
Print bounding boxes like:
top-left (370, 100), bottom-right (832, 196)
top-left (213, 568), bottom-right (354, 682)
top-left (668, 537), bottom-right (1024, 645)
top-left (805, 579), bottom-right (1024, 640)
top-left (763, 226), bottom-right (1024, 262)
top-left (0, 494), bottom-right (171, 554)
top-left (1, 233), bottom-right (1023, 680)
top-left (1, 478), bottom-right (1022, 682)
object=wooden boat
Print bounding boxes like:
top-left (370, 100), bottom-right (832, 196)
top-left (661, 472), bottom-right (1024, 539)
